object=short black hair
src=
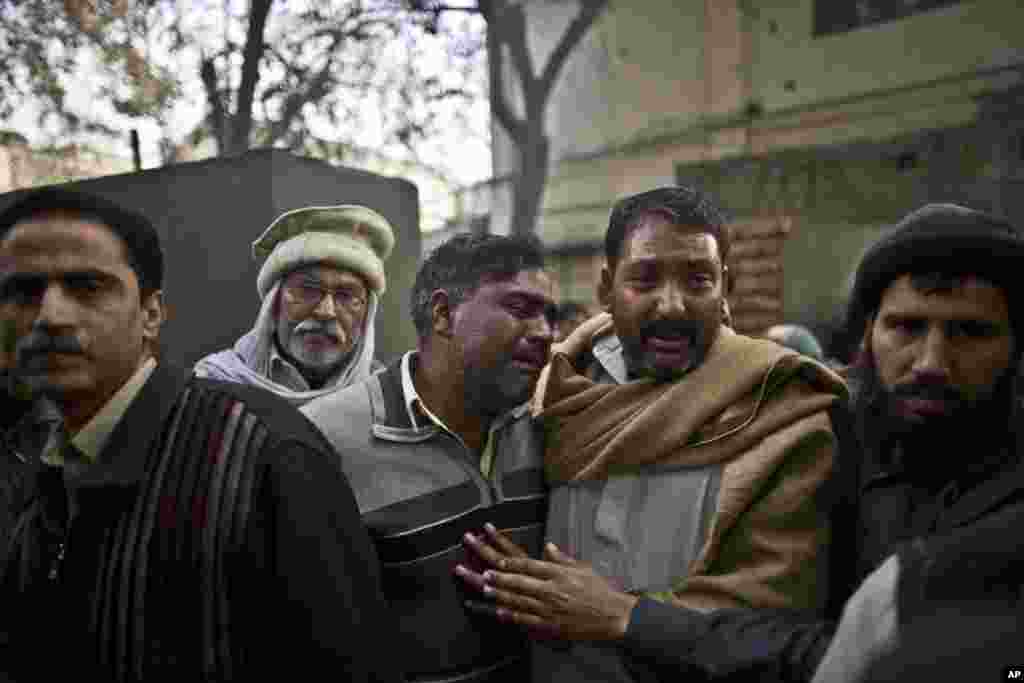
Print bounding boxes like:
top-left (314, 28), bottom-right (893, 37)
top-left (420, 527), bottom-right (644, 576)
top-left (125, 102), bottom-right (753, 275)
top-left (605, 186), bottom-right (730, 272)
top-left (410, 232), bottom-right (546, 339)
top-left (0, 187), bottom-right (164, 298)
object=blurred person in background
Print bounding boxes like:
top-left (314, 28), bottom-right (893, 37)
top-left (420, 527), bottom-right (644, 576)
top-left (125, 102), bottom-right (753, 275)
top-left (553, 300), bottom-right (596, 343)
top-left (763, 323), bottom-right (825, 361)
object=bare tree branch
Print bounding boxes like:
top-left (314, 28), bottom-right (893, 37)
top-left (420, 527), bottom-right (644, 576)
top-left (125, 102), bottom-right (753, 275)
top-left (228, 0), bottom-right (273, 155)
top-left (200, 55), bottom-right (228, 153)
top-left (266, 45), bottom-right (338, 145)
top-left (500, 2), bottom-right (539, 116)
top-left (538, 0), bottom-right (607, 98)
top-left (424, 4), bottom-right (480, 13)
top-left (486, 7), bottom-right (525, 141)
top-left (4, 0), bottom-right (487, 178)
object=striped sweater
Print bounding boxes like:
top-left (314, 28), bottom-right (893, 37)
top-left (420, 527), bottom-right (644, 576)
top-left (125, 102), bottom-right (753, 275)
top-left (0, 363), bottom-right (396, 682)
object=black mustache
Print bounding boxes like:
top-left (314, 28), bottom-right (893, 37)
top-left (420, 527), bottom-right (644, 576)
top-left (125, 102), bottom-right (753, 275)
top-left (640, 320), bottom-right (700, 341)
top-left (20, 332), bottom-right (83, 355)
top-left (891, 382), bottom-right (965, 404)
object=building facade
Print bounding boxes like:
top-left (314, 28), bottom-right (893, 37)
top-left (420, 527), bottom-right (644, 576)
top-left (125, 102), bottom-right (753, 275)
top-left (471, 0), bottom-right (1023, 347)
top-left (0, 136), bottom-right (133, 194)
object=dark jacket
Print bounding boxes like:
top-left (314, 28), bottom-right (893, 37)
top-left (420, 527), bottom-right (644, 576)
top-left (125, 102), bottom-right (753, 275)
top-left (0, 385), bottom-right (31, 534)
top-left (894, 459), bottom-right (1024, 618)
top-left (0, 363), bottom-right (397, 682)
top-left (619, 402), bottom-right (1024, 682)
top-left (302, 357), bottom-right (548, 683)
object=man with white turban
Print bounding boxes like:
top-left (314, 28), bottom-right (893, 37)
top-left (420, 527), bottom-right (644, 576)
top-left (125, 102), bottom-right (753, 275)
top-left (195, 205), bottom-right (394, 405)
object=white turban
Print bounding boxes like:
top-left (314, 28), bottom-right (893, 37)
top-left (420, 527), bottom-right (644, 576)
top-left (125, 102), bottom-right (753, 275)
top-left (252, 204), bottom-right (395, 298)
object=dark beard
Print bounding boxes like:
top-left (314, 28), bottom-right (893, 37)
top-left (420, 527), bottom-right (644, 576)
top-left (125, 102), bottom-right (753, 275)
top-left (463, 355), bottom-right (534, 419)
top-left (849, 357), bottom-right (1018, 483)
top-left (622, 318), bottom-right (709, 382)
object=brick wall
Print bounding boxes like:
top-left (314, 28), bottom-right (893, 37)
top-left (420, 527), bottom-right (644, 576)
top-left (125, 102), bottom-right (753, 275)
top-left (727, 215), bottom-right (791, 335)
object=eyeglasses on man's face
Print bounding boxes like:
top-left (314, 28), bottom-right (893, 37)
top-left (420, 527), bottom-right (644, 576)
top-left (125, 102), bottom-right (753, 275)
top-left (282, 274), bottom-right (367, 313)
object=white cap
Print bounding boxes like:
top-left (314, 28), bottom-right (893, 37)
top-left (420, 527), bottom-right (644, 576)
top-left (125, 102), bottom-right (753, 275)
top-left (252, 204), bottom-right (395, 298)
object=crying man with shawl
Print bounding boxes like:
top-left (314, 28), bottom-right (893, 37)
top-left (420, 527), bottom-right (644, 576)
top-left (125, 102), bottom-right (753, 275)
top-left (194, 205), bottom-right (394, 406)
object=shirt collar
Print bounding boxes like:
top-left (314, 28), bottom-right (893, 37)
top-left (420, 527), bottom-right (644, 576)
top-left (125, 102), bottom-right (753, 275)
top-left (591, 331), bottom-right (703, 384)
top-left (70, 357), bottom-right (157, 462)
top-left (592, 332), bottom-right (629, 384)
top-left (400, 351), bottom-right (530, 432)
top-left (400, 350), bottom-right (452, 432)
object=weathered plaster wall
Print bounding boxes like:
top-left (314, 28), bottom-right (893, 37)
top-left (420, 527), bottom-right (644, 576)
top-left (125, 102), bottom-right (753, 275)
top-left (494, 0), bottom-right (1024, 333)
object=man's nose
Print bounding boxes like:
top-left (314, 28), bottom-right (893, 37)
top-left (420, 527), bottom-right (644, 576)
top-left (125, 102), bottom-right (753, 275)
top-left (912, 325), bottom-right (952, 381)
top-left (36, 283), bottom-right (77, 329)
top-left (311, 292), bottom-right (338, 319)
top-left (654, 281), bottom-right (687, 318)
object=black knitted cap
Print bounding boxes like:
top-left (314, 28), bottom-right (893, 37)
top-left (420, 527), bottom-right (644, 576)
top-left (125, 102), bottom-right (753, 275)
top-left (848, 204), bottom-right (1024, 337)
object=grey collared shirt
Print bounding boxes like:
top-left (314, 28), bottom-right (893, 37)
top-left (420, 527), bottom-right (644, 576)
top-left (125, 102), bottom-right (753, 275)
top-left (399, 350), bottom-right (528, 477)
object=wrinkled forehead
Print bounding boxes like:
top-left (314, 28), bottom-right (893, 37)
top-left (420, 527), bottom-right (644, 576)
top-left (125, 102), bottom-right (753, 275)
top-left (286, 262), bottom-right (369, 289)
top-left (876, 273), bottom-right (1011, 323)
top-left (0, 214), bottom-right (130, 275)
top-left (622, 218), bottom-right (721, 264)
top-left (477, 267), bottom-right (556, 299)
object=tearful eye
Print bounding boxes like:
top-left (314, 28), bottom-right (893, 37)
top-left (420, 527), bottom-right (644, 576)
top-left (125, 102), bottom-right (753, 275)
top-left (690, 274), bottom-right (713, 288)
top-left (68, 278), bottom-right (102, 294)
top-left (889, 318), bottom-right (925, 335)
top-left (334, 289), bottom-right (365, 305)
top-left (951, 321), bottom-right (998, 339)
top-left (0, 278), bottom-right (45, 304)
top-left (507, 302), bottom-right (533, 318)
top-left (628, 277), bottom-right (657, 291)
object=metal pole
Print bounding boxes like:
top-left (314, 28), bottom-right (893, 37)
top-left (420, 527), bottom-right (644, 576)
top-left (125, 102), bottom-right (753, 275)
top-left (130, 129), bottom-right (142, 171)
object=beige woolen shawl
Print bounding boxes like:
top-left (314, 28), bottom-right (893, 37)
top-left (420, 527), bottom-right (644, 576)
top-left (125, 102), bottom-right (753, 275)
top-left (533, 313), bottom-right (848, 610)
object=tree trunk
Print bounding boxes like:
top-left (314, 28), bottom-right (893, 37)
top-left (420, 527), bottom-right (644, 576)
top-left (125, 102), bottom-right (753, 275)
top-left (226, 0), bottom-right (273, 156)
top-left (199, 56), bottom-right (230, 155)
top-left (510, 130), bottom-right (549, 236)
top-left (486, 0), bottom-right (607, 236)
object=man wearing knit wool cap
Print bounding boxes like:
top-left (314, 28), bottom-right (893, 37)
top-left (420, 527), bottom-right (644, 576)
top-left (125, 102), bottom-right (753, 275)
top-left (809, 202), bottom-right (1024, 682)
top-left (195, 204), bottom-right (395, 405)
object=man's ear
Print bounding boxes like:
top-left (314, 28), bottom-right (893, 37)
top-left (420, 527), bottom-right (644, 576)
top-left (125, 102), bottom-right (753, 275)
top-left (430, 290), bottom-right (454, 339)
top-left (721, 298), bottom-right (733, 328)
top-left (858, 314), bottom-right (876, 363)
top-left (140, 290), bottom-right (165, 346)
top-left (722, 264), bottom-right (733, 295)
top-left (271, 286), bottom-right (282, 318)
top-left (597, 266), bottom-right (613, 312)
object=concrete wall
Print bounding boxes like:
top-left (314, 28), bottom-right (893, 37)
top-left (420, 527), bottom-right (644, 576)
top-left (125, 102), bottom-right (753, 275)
top-left (750, 1), bottom-right (1023, 115)
top-left (0, 150), bottom-right (421, 369)
top-left (492, 0), bottom-right (1024, 234)
top-left (0, 143), bottom-right (133, 193)
top-left (495, 0), bottom-right (1024, 177)
top-left (490, 0), bottom-right (1024, 338)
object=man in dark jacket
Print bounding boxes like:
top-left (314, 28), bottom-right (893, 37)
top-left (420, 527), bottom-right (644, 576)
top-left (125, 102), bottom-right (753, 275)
top-left (0, 188), bottom-right (396, 682)
top-left (302, 233), bottom-right (557, 683)
top-left (809, 203), bottom-right (1024, 681)
top-left (456, 203), bottom-right (1024, 682)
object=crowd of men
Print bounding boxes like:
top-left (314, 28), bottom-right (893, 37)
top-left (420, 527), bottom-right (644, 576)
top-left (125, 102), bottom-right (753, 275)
top-left (0, 183), bottom-right (1021, 682)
